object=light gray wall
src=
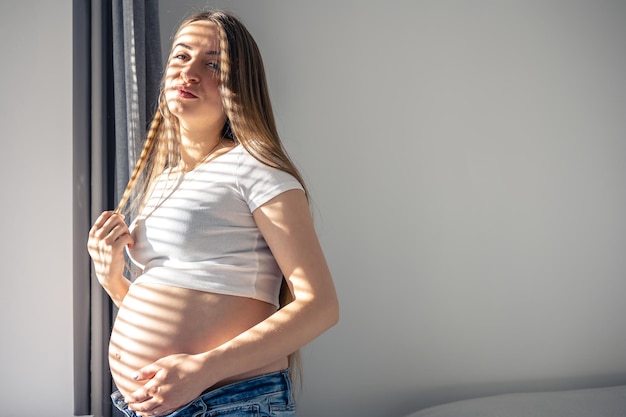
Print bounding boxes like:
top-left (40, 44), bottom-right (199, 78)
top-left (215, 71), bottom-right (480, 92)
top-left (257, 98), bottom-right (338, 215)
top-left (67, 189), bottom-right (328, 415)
top-left (2, 1), bottom-right (624, 417)
top-left (159, 1), bottom-right (626, 417)
top-left (0, 0), bottom-right (74, 416)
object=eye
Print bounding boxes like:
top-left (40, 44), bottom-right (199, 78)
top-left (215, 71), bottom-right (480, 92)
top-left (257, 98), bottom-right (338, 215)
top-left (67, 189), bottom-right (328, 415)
top-left (172, 52), bottom-right (188, 61)
top-left (207, 62), bottom-right (220, 71)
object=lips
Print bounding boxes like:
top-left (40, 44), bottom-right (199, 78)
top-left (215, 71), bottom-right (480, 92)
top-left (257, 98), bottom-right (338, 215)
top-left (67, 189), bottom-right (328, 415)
top-left (176, 86), bottom-right (198, 98)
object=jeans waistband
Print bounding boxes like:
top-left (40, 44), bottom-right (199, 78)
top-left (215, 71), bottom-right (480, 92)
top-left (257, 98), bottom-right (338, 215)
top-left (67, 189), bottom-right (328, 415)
top-left (112, 369), bottom-right (293, 416)
top-left (198, 369), bottom-right (292, 408)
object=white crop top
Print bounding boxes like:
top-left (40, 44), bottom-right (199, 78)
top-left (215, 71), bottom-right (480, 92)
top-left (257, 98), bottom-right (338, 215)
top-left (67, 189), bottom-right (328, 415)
top-left (127, 144), bottom-right (304, 307)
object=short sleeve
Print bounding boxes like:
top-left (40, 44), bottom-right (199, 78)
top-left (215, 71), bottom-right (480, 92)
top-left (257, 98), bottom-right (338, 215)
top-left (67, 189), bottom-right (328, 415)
top-left (236, 148), bottom-right (304, 212)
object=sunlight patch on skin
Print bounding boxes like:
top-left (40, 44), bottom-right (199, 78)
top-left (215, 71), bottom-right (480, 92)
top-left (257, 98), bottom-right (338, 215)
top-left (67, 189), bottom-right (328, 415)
top-left (109, 282), bottom-right (278, 398)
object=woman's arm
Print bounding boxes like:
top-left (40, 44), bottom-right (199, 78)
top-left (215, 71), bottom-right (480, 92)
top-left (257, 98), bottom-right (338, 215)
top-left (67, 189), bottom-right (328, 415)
top-left (127, 189), bottom-right (339, 416)
top-left (87, 211), bottom-right (134, 307)
top-left (207, 188), bottom-right (339, 376)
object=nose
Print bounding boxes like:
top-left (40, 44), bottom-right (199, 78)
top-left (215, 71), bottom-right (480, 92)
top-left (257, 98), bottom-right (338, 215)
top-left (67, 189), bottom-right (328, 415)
top-left (181, 63), bottom-right (200, 84)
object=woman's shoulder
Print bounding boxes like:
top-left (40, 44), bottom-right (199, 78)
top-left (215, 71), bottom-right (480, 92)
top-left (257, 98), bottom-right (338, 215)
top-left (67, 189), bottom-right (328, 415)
top-left (234, 143), bottom-right (282, 173)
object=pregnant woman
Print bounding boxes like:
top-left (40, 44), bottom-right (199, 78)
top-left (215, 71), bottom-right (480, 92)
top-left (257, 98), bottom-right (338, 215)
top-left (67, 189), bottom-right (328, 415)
top-left (87, 9), bottom-right (338, 417)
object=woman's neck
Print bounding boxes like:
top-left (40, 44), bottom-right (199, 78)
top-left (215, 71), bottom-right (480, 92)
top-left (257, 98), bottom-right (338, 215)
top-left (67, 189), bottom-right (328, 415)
top-left (178, 124), bottom-right (225, 171)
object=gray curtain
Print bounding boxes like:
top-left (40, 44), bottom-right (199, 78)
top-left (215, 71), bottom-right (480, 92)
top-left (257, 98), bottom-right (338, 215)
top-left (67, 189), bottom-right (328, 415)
top-left (112, 0), bottom-right (162, 206)
top-left (73, 1), bottom-right (161, 416)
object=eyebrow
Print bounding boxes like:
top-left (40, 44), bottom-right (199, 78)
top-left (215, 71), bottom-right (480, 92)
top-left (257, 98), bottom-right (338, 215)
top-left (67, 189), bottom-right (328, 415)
top-left (174, 43), bottom-right (220, 55)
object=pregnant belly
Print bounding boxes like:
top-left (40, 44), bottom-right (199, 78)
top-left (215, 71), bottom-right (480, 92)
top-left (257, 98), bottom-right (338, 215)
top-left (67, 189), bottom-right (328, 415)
top-left (108, 282), bottom-right (279, 398)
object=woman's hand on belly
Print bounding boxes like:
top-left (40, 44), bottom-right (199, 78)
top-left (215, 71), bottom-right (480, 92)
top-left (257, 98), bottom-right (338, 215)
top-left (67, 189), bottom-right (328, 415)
top-left (109, 283), bottom-right (283, 416)
top-left (125, 352), bottom-right (210, 417)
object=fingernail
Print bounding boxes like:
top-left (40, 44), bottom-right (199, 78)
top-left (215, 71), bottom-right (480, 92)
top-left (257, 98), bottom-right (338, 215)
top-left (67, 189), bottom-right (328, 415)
top-left (132, 372), bottom-right (139, 380)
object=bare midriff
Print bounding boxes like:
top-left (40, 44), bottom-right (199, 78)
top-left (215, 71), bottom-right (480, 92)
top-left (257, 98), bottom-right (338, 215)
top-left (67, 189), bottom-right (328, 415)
top-left (108, 282), bottom-right (287, 399)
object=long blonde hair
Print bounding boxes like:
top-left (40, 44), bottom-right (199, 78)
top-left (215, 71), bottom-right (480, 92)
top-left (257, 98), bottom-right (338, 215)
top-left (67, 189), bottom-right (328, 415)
top-left (115, 10), bottom-right (305, 384)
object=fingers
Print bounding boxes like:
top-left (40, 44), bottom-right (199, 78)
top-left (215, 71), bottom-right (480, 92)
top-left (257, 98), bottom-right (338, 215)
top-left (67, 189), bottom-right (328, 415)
top-left (89, 211), bottom-right (133, 247)
top-left (132, 366), bottom-right (157, 382)
top-left (87, 213), bottom-right (134, 276)
top-left (127, 383), bottom-right (164, 416)
top-left (126, 366), bottom-right (166, 415)
top-left (127, 366), bottom-right (159, 402)
top-left (90, 211), bottom-right (122, 233)
top-left (90, 211), bottom-right (126, 237)
top-left (129, 384), bottom-right (160, 402)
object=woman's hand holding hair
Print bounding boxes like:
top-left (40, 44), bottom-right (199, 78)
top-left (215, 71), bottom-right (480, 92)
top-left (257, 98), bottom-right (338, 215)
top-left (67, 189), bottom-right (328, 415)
top-left (87, 210), bottom-right (134, 306)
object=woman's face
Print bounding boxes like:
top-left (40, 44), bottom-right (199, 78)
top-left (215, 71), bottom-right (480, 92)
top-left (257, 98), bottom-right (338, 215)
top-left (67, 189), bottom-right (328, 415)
top-left (164, 20), bottom-right (226, 132)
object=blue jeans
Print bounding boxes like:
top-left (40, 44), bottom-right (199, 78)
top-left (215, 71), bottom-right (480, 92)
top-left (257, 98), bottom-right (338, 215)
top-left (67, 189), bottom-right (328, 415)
top-left (111, 369), bottom-right (297, 417)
